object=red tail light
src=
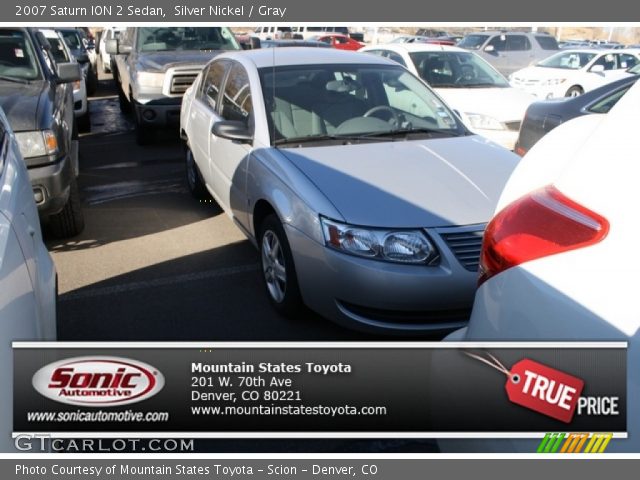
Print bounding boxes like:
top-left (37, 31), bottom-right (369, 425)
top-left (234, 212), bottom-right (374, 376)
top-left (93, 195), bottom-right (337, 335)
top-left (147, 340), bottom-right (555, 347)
top-left (478, 185), bottom-right (609, 285)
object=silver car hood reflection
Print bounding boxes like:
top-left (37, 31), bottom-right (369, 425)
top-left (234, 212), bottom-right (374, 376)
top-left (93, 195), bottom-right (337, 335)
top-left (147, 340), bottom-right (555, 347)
top-left (278, 136), bottom-right (518, 228)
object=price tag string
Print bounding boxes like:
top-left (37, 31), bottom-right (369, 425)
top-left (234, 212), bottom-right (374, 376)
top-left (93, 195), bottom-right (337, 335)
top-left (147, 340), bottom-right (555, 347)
top-left (463, 351), bottom-right (514, 380)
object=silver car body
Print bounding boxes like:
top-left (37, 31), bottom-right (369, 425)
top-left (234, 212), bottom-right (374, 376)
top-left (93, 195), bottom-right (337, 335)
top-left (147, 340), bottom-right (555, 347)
top-left (0, 108), bottom-right (57, 451)
top-left (180, 48), bottom-right (519, 333)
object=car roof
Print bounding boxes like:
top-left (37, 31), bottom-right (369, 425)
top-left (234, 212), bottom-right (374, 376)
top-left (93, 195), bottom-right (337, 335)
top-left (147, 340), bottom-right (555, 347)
top-left (218, 48), bottom-right (397, 69)
top-left (364, 43), bottom-right (465, 53)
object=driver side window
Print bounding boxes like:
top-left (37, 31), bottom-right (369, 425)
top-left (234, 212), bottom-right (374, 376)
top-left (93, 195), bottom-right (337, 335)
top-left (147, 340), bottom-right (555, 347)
top-left (221, 63), bottom-right (253, 128)
top-left (198, 60), bottom-right (229, 110)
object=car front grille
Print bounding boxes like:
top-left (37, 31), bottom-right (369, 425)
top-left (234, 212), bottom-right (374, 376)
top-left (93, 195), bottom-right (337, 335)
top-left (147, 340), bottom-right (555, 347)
top-left (504, 120), bottom-right (522, 131)
top-left (169, 73), bottom-right (198, 95)
top-left (441, 228), bottom-right (485, 271)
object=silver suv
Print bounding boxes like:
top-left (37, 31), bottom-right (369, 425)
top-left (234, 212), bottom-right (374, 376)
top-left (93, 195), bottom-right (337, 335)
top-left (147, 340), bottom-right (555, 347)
top-left (458, 31), bottom-right (559, 76)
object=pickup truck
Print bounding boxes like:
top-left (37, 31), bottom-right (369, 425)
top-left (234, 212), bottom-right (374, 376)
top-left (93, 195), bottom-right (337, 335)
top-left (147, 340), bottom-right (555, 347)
top-left (0, 27), bottom-right (84, 238)
top-left (107, 27), bottom-right (241, 145)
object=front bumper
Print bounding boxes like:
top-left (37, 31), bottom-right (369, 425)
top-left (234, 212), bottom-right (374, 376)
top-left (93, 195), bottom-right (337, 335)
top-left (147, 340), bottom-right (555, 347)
top-left (134, 97), bottom-right (182, 129)
top-left (512, 84), bottom-right (566, 100)
top-left (27, 149), bottom-right (76, 218)
top-left (285, 224), bottom-right (478, 334)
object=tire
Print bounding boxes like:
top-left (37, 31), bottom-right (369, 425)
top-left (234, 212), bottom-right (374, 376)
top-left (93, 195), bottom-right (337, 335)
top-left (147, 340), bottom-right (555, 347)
top-left (49, 177), bottom-right (85, 238)
top-left (135, 116), bottom-right (154, 145)
top-left (185, 145), bottom-right (209, 199)
top-left (117, 82), bottom-right (131, 114)
top-left (565, 86), bottom-right (584, 98)
top-left (78, 110), bottom-right (90, 133)
top-left (85, 67), bottom-right (98, 96)
top-left (258, 214), bottom-right (304, 317)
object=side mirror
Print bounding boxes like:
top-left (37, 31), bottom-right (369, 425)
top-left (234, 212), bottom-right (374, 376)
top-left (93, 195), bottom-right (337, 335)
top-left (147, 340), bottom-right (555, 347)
top-left (250, 37), bottom-right (261, 50)
top-left (76, 52), bottom-right (90, 63)
top-left (56, 63), bottom-right (82, 83)
top-left (212, 121), bottom-right (253, 143)
top-left (106, 39), bottom-right (131, 55)
top-left (484, 45), bottom-right (495, 53)
top-left (590, 64), bottom-right (605, 73)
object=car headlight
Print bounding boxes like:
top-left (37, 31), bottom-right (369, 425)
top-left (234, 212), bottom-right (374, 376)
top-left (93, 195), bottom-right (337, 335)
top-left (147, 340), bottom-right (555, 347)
top-left (320, 217), bottom-right (438, 264)
top-left (136, 71), bottom-right (165, 88)
top-left (465, 113), bottom-right (505, 131)
top-left (14, 130), bottom-right (58, 158)
top-left (541, 78), bottom-right (566, 86)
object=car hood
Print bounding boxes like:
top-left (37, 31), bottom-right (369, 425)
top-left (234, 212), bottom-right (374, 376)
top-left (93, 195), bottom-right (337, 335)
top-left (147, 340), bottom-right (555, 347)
top-left (0, 81), bottom-right (45, 131)
top-left (511, 66), bottom-right (579, 81)
top-left (435, 87), bottom-right (535, 122)
top-left (137, 51), bottom-right (225, 72)
top-left (279, 136), bottom-right (519, 227)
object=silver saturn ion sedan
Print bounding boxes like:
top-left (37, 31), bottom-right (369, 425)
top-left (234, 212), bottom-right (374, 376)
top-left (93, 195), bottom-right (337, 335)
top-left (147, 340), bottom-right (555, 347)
top-left (180, 48), bottom-right (519, 334)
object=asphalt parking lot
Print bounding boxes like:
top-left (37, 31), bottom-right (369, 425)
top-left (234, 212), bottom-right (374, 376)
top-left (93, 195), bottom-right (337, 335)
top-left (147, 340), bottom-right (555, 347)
top-left (49, 72), bottom-right (387, 342)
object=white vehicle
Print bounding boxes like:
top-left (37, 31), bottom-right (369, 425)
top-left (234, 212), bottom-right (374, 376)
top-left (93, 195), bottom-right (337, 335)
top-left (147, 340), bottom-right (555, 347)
top-left (441, 79), bottom-right (640, 452)
top-left (39, 29), bottom-right (89, 132)
top-left (98, 27), bottom-right (124, 73)
top-left (510, 49), bottom-right (640, 99)
top-left (251, 26), bottom-right (293, 40)
top-left (0, 108), bottom-right (57, 451)
top-left (360, 43), bottom-right (535, 150)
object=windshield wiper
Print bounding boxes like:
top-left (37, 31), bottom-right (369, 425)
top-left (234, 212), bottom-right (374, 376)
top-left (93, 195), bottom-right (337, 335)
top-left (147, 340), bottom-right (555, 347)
top-left (357, 127), bottom-right (460, 139)
top-left (274, 134), bottom-right (384, 146)
top-left (0, 75), bottom-right (29, 84)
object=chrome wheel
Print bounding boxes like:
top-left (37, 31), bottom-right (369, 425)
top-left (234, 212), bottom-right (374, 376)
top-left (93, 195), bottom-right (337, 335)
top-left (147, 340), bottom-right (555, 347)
top-left (261, 230), bottom-right (287, 303)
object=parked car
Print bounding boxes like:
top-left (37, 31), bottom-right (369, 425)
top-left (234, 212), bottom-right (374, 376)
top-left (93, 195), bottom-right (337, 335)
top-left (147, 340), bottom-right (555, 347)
top-left (360, 43), bottom-right (535, 150)
top-left (509, 49), bottom-right (640, 99)
top-left (98, 26), bottom-right (123, 73)
top-left (0, 27), bottom-right (84, 238)
top-left (390, 35), bottom-right (432, 44)
top-left (515, 73), bottom-right (638, 156)
top-left (107, 27), bottom-right (241, 145)
top-left (458, 31), bottom-right (559, 76)
top-left (39, 29), bottom-right (90, 133)
top-left (313, 34), bottom-right (365, 51)
top-left (290, 26), bottom-right (358, 41)
top-left (440, 78), bottom-right (640, 453)
top-left (179, 48), bottom-right (519, 334)
top-left (56, 27), bottom-right (98, 96)
top-left (251, 26), bottom-right (293, 41)
top-left (0, 106), bottom-right (57, 451)
top-left (259, 39), bottom-right (332, 49)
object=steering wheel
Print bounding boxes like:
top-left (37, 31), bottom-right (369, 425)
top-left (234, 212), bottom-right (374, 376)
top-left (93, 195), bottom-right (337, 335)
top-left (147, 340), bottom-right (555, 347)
top-left (363, 105), bottom-right (400, 126)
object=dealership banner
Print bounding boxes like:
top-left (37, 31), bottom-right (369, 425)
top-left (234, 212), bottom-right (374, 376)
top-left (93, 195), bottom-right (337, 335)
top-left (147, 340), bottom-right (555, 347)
top-left (13, 342), bottom-right (626, 438)
top-left (2, 0), bottom-right (640, 22)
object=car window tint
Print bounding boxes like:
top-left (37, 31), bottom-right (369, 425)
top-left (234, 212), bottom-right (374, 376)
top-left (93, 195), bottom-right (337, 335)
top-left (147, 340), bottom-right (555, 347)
top-left (0, 30), bottom-right (40, 80)
top-left (592, 54), bottom-right (618, 71)
top-left (618, 54), bottom-right (638, 69)
top-left (587, 86), bottom-right (630, 114)
top-left (48, 37), bottom-right (70, 63)
top-left (221, 63), bottom-right (253, 126)
top-left (506, 35), bottom-right (531, 51)
top-left (200, 60), bottom-right (229, 109)
top-left (487, 35), bottom-right (507, 52)
top-left (535, 35), bottom-right (559, 50)
top-left (386, 52), bottom-right (406, 67)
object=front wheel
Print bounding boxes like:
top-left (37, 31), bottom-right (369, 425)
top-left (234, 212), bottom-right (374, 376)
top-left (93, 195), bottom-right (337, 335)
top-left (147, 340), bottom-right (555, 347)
top-left (185, 145), bottom-right (209, 199)
top-left (49, 177), bottom-right (85, 238)
top-left (259, 214), bottom-right (304, 317)
top-left (565, 85), bottom-right (584, 98)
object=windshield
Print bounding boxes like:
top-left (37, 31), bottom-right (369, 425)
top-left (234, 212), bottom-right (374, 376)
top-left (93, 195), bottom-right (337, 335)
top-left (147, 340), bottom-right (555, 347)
top-left (537, 51), bottom-right (597, 69)
top-left (409, 51), bottom-right (509, 87)
top-left (457, 34), bottom-right (489, 50)
top-left (136, 27), bottom-right (240, 52)
top-left (60, 30), bottom-right (82, 50)
top-left (0, 29), bottom-right (40, 80)
top-left (259, 63), bottom-right (464, 146)
top-left (628, 63), bottom-right (640, 74)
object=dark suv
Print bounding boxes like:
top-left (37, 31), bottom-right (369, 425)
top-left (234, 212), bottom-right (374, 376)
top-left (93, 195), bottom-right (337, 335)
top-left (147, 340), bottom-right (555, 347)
top-left (0, 27), bottom-right (84, 238)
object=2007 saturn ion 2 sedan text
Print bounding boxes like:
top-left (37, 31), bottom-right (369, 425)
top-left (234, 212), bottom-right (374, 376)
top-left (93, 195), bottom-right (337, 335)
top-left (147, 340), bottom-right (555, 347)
top-left (180, 48), bottom-right (519, 334)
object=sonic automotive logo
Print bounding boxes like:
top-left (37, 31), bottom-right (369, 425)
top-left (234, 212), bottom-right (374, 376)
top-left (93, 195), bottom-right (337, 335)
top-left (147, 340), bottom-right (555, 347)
top-left (32, 356), bottom-right (164, 407)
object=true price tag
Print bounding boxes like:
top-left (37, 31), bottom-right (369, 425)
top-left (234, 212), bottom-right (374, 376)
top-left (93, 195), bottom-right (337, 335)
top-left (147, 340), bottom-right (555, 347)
top-left (465, 352), bottom-right (584, 424)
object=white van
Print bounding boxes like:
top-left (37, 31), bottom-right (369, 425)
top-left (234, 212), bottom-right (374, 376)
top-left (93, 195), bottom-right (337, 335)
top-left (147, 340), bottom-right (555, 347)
top-left (251, 26), bottom-right (293, 40)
